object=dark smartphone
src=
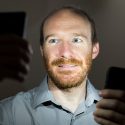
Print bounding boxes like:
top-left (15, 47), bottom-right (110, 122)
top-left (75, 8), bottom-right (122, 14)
top-left (105, 66), bottom-right (125, 90)
top-left (0, 12), bottom-right (26, 37)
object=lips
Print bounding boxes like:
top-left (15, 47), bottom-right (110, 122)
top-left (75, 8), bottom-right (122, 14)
top-left (58, 64), bottom-right (76, 67)
top-left (57, 64), bottom-right (78, 70)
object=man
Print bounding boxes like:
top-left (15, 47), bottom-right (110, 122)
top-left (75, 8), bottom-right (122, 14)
top-left (0, 6), bottom-right (125, 125)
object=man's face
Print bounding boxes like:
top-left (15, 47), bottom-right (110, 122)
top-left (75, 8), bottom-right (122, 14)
top-left (42, 10), bottom-right (99, 90)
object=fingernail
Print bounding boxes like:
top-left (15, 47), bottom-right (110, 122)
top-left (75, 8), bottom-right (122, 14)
top-left (99, 90), bottom-right (103, 96)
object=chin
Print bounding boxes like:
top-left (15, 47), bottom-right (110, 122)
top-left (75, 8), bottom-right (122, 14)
top-left (48, 71), bottom-right (87, 90)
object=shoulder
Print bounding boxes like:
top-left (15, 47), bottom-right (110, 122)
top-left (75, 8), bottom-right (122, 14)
top-left (0, 87), bottom-right (36, 112)
top-left (0, 87), bottom-right (38, 124)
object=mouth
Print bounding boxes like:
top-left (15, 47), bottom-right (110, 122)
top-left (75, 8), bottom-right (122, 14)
top-left (58, 64), bottom-right (76, 67)
top-left (57, 64), bottom-right (78, 70)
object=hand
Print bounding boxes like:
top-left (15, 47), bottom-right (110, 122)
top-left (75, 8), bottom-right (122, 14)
top-left (0, 34), bottom-right (33, 82)
top-left (93, 89), bottom-right (125, 125)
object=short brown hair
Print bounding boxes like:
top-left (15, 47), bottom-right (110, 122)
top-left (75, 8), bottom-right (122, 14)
top-left (40, 6), bottom-right (98, 46)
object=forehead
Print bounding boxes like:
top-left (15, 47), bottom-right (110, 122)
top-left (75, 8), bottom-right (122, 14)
top-left (43, 9), bottom-right (91, 33)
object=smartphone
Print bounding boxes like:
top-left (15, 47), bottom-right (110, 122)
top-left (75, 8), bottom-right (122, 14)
top-left (0, 12), bottom-right (26, 37)
top-left (104, 66), bottom-right (125, 90)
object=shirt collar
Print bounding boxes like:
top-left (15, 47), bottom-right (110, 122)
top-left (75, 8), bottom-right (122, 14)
top-left (85, 80), bottom-right (101, 107)
top-left (32, 75), bottom-right (53, 108)
top-left (32, 76), bottom-right (101, 109)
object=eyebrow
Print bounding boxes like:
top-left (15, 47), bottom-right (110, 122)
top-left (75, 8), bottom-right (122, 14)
top-left (44, 34), bottom-right (55, 41)
top-left (72, 33), bottom-right (88, 39)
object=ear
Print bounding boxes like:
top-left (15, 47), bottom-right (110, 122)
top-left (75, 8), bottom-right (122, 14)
top-left (40, 46), bottom-right (43, 57)
top-left (92, 42), bottom-right (99, 59)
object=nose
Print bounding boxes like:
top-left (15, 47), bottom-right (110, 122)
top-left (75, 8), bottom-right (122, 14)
top-left (59, 41), bottom-right (73, 59)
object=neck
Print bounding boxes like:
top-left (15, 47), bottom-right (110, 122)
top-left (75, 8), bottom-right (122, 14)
top-left (48, 77), bottom-right (87, 113)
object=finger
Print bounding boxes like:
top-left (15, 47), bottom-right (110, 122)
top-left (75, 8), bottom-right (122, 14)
top-left (0, 59), bottom-right (30, 74)
top-left (99, 89), bottom-right (125, 101)
top-left (94, 108), bottom-right (125, 124)
top-left (0, 68), bottom-right (26, 82)
top-left (94, 116), bottom-right (119, 125)
top-left (96, 99), bottom-right (125, 114)
top-left (0, 51), bottom-right (31, 63)
top-left (7, 63), bottom-right (29, 74)
top-left (0, 34), bottom-right (33, 54)
top-left (0, 45), bottom-right (32, 63)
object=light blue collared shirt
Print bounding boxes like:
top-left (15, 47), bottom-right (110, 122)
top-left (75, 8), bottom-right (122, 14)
top-left (0, 76), bottom-right (101, 125)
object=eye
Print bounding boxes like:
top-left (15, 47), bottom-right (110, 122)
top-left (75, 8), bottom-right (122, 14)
top-left (48, 38), bottom-right (59, 44)
top-left (72, 37), bottom-right (83, 43)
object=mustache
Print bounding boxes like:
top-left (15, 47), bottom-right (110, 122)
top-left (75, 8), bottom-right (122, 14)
top-left (51, 58), bottom-right (82, 66)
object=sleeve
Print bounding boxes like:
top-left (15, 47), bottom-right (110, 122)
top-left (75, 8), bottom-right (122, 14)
top-left (0, 101), bottom-right (13, 125)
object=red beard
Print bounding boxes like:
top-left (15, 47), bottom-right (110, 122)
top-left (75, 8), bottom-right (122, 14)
top-left (43, 54), bottom-right (92, 90)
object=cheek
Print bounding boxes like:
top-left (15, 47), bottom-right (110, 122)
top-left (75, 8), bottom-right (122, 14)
top-left (76, 48), bottom-right (92, 66)
top-left (45, 46), bottom-right (62, 61)
top-left (74, 46), bottom-right (92, 59)
top-left (43, 47), bottom-right (57, 64)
